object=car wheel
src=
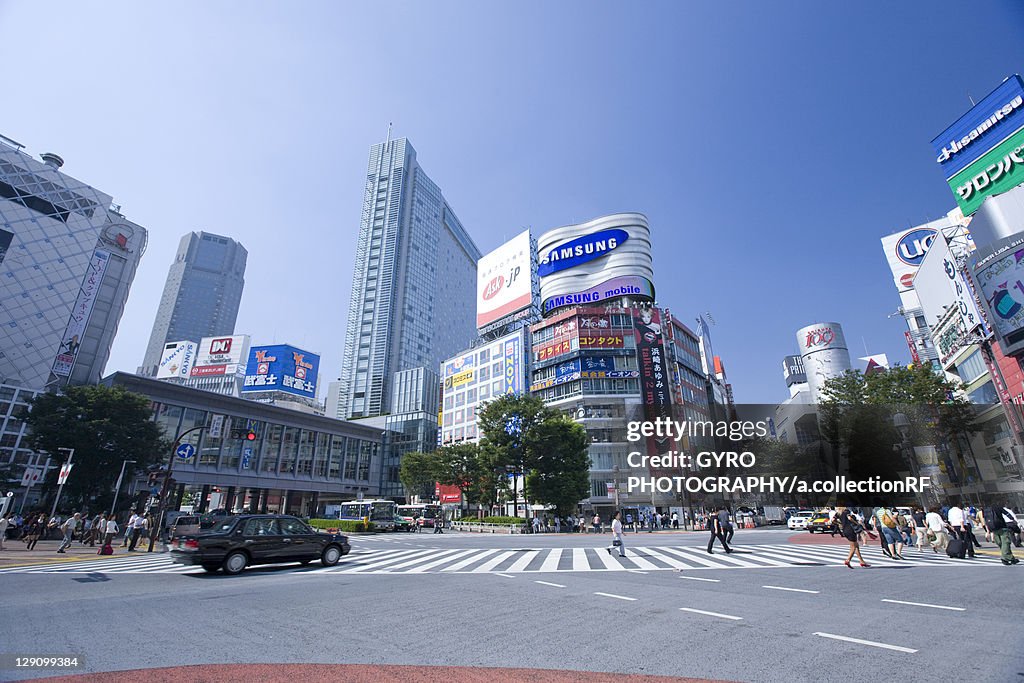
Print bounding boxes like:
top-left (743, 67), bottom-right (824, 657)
top-left (321, 545), bottom-right (342, 567)
top-left (201, 564), bottom-right (219, 573)
top-left (222, 551), bottom-right (248, 575)
top-left (808, 529), bottom-right (814, 534)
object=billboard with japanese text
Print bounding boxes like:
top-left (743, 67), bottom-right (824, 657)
top-left (242, 344), bottom-right (320, 398)
top-left (477, 230), bottom-right (535, 329)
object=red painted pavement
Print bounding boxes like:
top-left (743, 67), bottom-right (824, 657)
top-left (34, 665), bottom-right (735, 683)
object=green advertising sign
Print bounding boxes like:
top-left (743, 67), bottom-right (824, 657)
top-left (948, 125), bottom-right (1024, 215)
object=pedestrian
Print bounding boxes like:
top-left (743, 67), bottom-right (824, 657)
top-left (128, 513), bottom-right (148, 551)
top-left (925, 506), bottom-right (948, 553)
top-left (946, 503), bottom-right (974, 558)
top-left (625, 512), bottom-right (633, 532)
top-left (57, 513), bottom-right (80, 553)
top-left (592, 513), bottom-right (602, 534)
top-left (0, 513), bottom-right (9, 550)
top-left (986, 501), bottom-right (1019, 565)
top-left (103, 515), bottom-right (119, 547)
top-left (578, 515), bottom-right (586, 534)
top-left (911, 507), bottom-right (927, 552)
top-left (875, 505), bottom-right (905, 559)
top-left (23, 515), bottom-right (43, 550)
top-left (434, 513), bottom-right (444, 534)
top-left (89, 513), bottom-right (103, 546)
top-left (80, 515), bottom-right (92, 546)
top-left (605, 511), bottom-right (626, 558)
top-left (122, 511), bottom-right (138, 547)
top-left (722, 508), bottom-right (735, 545)
top-left (554, 516), bottom-right (561, 533)
top-left (707, 505), bottom-right (732, 554)
top-left (671, 511), bottom-right (679, 529)
top-left (839, 508), bottom-right (869, 568)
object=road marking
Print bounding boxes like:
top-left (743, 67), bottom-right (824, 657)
top-left (628, 570), bottom-right (648, 574)
top-left (405, 549), bottom-right (478, 573)
top-left (535, 580), bottom-right (566, 588)
top-left (813, 632), bottom-right (917, 653)
top-left (880, 599), bottom-right (965, 611)
top-left (439, 548), bottom-right (499, 572)
top-left (762, 585), bottom-right (820, 594)
top-left (621, 553), bottom-right (660, 570)
top-left (495, 573), bottom-right (515, 579)
top-left (594, 592), bottom-right (637, 601)
top-left (571, 548), bottom-right (589, 571)
top-left (538, 548), bottom-right (562, 572)
top-left (678, 576), bottom-right (720, 583)
top-left (679, 607), bottom-right (743, 620)
top-left (633, 546), bottom-right (695, 569)
top-left (504, 550), bottom-right (541, 573)
top-left (469, 551), bottom-right (516, 573)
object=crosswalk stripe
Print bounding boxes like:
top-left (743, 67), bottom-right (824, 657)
top-left (0, 543), bottom-right (1004, 575)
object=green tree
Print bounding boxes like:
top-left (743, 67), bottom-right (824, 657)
top-left (476, 394), bottom-right (553, 473)
top-left (398, 451), bottom-right (440, 501)
top-left (22, 384), bottom-right (168, 513)
top-left (434, 442), bottom-right (500, 510)
top-left (523, 415), bottom-right (590, 517)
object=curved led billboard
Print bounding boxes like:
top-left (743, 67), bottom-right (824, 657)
top-left (971, 235), bottom-right (1024, 355)
top-left (538, 212), bottom-right (654, 316)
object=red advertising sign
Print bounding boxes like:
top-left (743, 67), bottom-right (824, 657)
top-left (633, 308), bottom-right (673, 477)
top-left (191, 364), bottom-right (228, 377)
top-left (904, 331), bottom-right (921, 364)
top-left (535, 340), bottom-right (573, 361)
top-left (434, 483), bottom-right (462, 504)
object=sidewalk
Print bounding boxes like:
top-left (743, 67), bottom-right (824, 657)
top-left (0, 539), bottom-right (167, 568)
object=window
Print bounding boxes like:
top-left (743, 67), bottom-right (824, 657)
top-left (955, 350), bottom-right (986, 384)
top-left (243, 518), bottom-right (280, 536)
top-left (279, 517), bottom-right (309, 535)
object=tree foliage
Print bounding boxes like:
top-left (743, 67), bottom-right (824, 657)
top-left (523, 415), bottom-right (590, 517)
top-left (398, 451), bottom-right (440, 500)
top-left (22, 384), bottom-right (169, 512)
top-left (434, 442), bottom-right (499, 508)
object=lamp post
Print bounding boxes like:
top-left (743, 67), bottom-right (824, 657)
top-left (893, 413), bottom-right (927, 509)
top-left (148, 425), bottom-right (204, 552)
top-left (48, 447), bottom-right (75, 520)
top-left (612, 465), bottom-right (621, 510)
top-left (109, 459), bottom-right (137, 516)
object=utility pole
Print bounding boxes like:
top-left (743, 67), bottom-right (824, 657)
top-left (48, 448), bottom-right (75, 519)
top-left (109, 459), bottom-right (136, 516)
top-left (148, 426), bottom-right (204, 552)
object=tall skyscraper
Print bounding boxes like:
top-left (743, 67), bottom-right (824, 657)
top-left (0, 134), bottom-right (147, 471)
top-left (338, 137), bottom-right (481, 419)
top-left (139, 231), bottom-right (247, 377)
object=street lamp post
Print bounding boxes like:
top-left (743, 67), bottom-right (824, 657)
top-left (612, 465), bottom-right (621, 510)
top-left (48, 447), bottom-right (75, 520)
top-left (109, 459), bottom-right (137, 517)
top-left (148, 426), bottom-right (204, 552)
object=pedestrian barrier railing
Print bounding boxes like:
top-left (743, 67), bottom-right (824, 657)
top-left (451, 521), bottom-right (528, 534)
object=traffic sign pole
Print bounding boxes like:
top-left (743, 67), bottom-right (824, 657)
top-left (148, 426), bottom-right (204, 553)
top-left (48, 448), bottom-right (74, 520)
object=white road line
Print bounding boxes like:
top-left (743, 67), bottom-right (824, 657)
top-left (571, 548), bottom-right (589, 571)
top-left (628, 570), bottom-right (648, 574)
top-left (620, 552), bottom-right (660, 570)
top-left (634, 546), bottom-right (695, 569)
top-left (404, 549), bottom-right (479, 573)
top-left (813, 632), bottom-right (917, 653)
top-left (440, 548), bottom-right (499, 572)
top-left (658, 546), bottom-right (736, 569)
top-left (534, 580), bottom-right (566, 588)
top-left (495, 573), bottom-right (515, 579)
top-left (881, 599), bottom-right (965, 611)
top-left (539, 548), bottom-right (562, 572)
top-left (678, 576), bottom-right (720, 582)
top-left (679, 607), bottom-right (743, 621)
top-left (469, 551), bottom-right (516, 573)
top-left (504, 550), bottom-right (541, 573)
top-left (593, 547), bottom-right (622, 570)
top-left (341, 549), bottom-right (436, 572)
top-left (762, 585), bottom-right (820, 594)
top-left (594, 592), bottom-right (637, 601)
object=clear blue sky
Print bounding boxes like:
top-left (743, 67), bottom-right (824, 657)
top-left (2, 1), bottom-right (1023, 402)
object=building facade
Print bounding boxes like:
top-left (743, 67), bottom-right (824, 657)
top-left (0, 136), bottom-right (147, 473)
top-left (104, 373), bottom-right (384, 516)
top-left (337, 137), bottom-right (481, 420)
top-left (139, 232), bottom-right (247, 377)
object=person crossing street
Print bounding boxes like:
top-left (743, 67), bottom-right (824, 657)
top-left (605, 511), bottom-right (625, 557)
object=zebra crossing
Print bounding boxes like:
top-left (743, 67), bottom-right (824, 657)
top-left (0, 543), bottom-right (1003, 575)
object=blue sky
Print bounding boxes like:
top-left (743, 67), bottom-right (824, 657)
top-left (2, 1), bottom-right (1023, 402)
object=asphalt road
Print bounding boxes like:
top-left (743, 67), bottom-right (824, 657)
top-left (1, 529), bottom-right (1021, 683)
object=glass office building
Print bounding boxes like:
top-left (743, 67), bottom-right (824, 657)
top-left (338, 137), bottom-right (480, 419)
top-left (139, 232), bottom-right (247, 377)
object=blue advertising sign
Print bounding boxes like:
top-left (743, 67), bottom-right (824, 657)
top-left (242, 447), bottom-right (253, 470)
top-left (502, 333), bottom-right (523, 395)
top-left (538, 229), bottom-right (629, 277)
top-left (241, 344), bottom-right (320, 398)
top-left (556, 359), bottom-right (581, 378)
top-left (932, 74), bottom-right (1024, 180)
top-left (581, 357), bottom-right (616, 372)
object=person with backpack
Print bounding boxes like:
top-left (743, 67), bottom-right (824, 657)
top-left (986, 502), bottom-right (1019, 566)
top-left (874, 506), bottom-right (904, 559)
top-left (924, 506), bottom-right (948, 553)
top-left (56, 513), bottom-right (80, 553)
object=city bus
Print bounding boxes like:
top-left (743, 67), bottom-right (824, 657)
top-left (397, 503), bottom-right (443, 528)
top-left (338, 500), bottom-right (396, 531)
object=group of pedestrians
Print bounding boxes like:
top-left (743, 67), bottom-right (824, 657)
top-left (0, 509), bottom-right (155, 554)
top-left (830, 501), bottom-right (1021, 567)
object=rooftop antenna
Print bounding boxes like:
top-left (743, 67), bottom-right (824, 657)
top-left (968, 93), bottom-right (976, 106)
top-left (386, 122), bottom-right (392, 146)
top-left (862, 336), bottom-right (869, 356)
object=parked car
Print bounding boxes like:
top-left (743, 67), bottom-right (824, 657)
top-left (169, 514), bottom-right (350, 575)
top-left (787, 510), bottom-right (815, 530)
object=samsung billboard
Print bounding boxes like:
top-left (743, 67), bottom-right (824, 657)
top-left (537, 212), bottom-right (655, 316)
top-left (241, 344), bottom-right (320, 398)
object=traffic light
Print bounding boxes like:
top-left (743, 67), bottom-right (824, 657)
top-left (230, 428), bottom-right (258, 440)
